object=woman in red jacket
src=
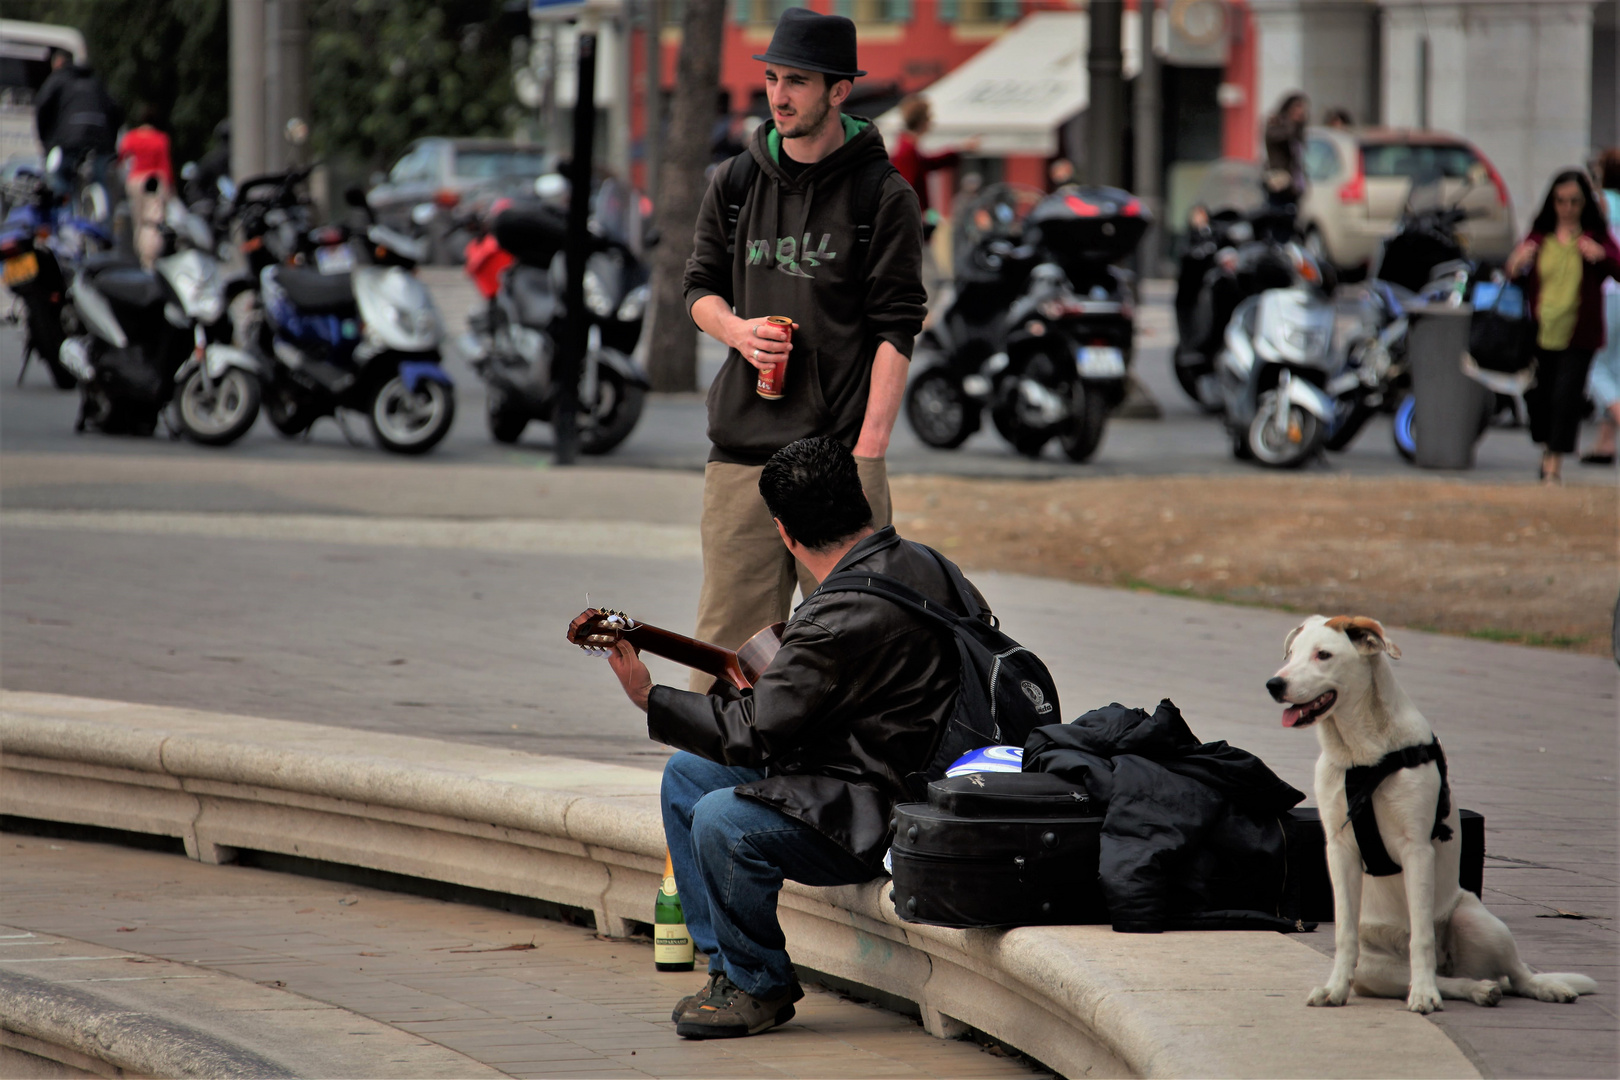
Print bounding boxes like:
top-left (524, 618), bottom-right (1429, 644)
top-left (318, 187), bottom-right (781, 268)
top-left (1505, 169), bottom-right (1620, 484)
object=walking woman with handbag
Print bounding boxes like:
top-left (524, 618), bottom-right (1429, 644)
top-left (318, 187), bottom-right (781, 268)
top-left (1504, 169), bottom-right (1620, 484)
top-left (1580, 149), bottom-right (1620, 466)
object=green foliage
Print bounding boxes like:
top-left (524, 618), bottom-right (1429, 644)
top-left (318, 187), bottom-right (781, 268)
top-left (9, 0), bottom-right (229, 164)
top-left (308, 0), bottom-right (518, 170)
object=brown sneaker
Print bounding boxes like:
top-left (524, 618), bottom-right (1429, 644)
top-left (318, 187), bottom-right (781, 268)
top-left (674, 974), bottom-right (803, 1039)
top-left (670, 971), bottom-right (724, 1023)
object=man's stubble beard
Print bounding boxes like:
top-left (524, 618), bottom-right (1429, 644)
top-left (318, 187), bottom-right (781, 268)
top-left (778, 90), bottom-right (835, 141)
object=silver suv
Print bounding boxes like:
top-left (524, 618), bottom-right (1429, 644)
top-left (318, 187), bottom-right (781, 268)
top-left (1297, 127), bottom-right (1516, 275)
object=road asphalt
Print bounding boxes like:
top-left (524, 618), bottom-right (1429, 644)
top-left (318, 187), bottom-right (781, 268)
top-left (0, 274), bottom-right (1615, 1077)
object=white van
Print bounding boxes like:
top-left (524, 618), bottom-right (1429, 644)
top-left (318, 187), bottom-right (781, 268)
top-left (0, 19), bottom-right (88, 167)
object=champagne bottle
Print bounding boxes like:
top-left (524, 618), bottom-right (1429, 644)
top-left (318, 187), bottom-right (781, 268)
top-left (654, 851), bottom-right (694, 971)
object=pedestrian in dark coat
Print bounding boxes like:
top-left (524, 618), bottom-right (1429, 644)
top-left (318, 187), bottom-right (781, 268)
top-left (1505, 169), bottom-right (1620, 483)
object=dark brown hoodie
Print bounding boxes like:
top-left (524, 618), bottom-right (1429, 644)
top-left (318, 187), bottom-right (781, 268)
top-left (684, 115), bottom-right (926, 465)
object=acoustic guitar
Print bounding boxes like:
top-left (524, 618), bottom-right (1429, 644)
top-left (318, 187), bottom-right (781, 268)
top-left (567, 608), bottom-right (785, 690)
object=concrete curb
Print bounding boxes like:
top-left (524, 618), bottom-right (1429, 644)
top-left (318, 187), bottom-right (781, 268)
top-left (1, 691), bottom-right (1481, 1079)
top-left (0, 925), bottom-right (506, 1079)
top-left (1, 968), bottom-right (295, 1079)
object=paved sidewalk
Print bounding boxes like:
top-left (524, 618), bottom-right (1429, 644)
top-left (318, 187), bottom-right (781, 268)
top-left (0, 834), bottom-right (1043, 1079)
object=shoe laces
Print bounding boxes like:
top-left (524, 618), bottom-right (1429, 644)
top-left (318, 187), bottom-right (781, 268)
top-left (702, 974), bottom-right (745, 1010)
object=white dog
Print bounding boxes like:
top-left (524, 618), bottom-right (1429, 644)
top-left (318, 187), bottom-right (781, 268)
top-left (1269, 614), bottom-right (1597, 1014)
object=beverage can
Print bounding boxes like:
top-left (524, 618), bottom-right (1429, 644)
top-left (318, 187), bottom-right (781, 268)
top-left (756, 316), bottom-right (793, 399)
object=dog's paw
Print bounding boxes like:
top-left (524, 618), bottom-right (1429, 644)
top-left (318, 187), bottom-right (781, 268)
top-left (1468, 980), bottom-right (1502, 1007)
top-left (1406, 986), bottom-right (1443, 1014)
top-left (1526, 976), bottom-right (1579, 1003)
top-left (1306, 984), bottom-right (1349, 1007)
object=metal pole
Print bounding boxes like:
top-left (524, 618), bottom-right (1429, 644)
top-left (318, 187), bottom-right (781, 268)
top-left (556, 31), bottom-right (598, 467)
top-left (229, 0), bottom-right (266, 181)
top-left (1087, 0), bottom-right (1125, 188)
top-left (1133, 0), bottom-right (1161, 273)
top-left (644, 2), bottom-right (663, 206)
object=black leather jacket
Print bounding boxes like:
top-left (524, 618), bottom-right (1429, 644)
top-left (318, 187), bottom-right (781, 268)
top-left (647, 527), bottom-right (989, 868)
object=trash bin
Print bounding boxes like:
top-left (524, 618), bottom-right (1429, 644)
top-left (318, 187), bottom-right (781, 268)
top-left (1406, 303), bottom-right (1493, 469)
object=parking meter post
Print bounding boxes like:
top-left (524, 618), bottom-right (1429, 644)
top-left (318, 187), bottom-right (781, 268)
top-left (556, 30), bottom-right (598, 467)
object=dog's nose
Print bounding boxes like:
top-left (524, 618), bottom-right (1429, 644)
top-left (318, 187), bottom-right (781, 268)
top-left (1265, 677), bottom-right (1288, 702)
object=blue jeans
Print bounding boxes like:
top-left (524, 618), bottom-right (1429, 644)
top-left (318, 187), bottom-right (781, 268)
top-left (660, 751), bottom-right (877, 999)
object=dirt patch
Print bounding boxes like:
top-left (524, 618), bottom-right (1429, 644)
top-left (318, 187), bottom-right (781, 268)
top-left (891, 475), bottom-right (1618, 655)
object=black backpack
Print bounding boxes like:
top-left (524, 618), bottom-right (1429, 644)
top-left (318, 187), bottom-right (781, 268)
top-left (720, 149), bottom-right (893, 272)
top-left (818, 544), bottom-right (1061, 798)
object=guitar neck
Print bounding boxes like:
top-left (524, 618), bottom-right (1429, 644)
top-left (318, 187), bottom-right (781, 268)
top-left (626, 623), bottom-right (748, 688)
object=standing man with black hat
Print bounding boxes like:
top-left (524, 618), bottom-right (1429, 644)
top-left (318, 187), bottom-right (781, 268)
top-left (683, 5), bottom-right (926, 691)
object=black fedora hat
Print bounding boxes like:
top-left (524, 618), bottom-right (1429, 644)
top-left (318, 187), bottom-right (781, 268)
top-left (751, 7), bottom-right (866, 80)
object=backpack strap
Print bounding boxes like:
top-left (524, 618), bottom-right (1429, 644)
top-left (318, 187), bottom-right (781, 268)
top-left (722, 150), bottom-right (760, 258)
top-left (815, 568), bottom-right (964, 629)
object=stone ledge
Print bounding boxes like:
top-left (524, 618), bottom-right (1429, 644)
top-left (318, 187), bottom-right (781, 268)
top-left (0, 691), bottom-right (1480, 1080)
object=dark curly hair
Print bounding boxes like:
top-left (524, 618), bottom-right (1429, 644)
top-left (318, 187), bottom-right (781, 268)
top-left (1530, 169), bottom-right (1607, 236)
top-left (759, 437), bottom-right (873, 552)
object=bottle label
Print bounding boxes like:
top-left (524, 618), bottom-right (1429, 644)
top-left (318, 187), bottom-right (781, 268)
top-left (660, 874), bottom-right (678, 897)
top-left (654, 922), bottom-right (692, 964)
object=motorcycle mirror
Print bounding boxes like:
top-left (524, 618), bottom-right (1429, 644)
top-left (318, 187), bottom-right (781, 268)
top-left (284, 117), bottom-right (310, 147)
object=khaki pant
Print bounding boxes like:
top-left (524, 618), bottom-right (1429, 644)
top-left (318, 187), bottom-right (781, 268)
top-left (688, 455), bottom-right (890, 692)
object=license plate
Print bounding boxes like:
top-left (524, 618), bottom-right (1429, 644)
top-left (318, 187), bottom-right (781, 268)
top-left (1077, 345), bottom-right (1125, 378)
top-left (315, 244), bottom-right (354, 274)
top-left (3, 251), bottom-right (38, 287)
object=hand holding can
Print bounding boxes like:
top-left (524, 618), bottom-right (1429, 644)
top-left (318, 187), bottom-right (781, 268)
top-left (756, 316), bottom-right (793, 399)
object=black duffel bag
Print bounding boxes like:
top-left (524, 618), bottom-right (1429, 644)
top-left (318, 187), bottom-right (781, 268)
top-left (1469, 278), bottom-right (1535, 373)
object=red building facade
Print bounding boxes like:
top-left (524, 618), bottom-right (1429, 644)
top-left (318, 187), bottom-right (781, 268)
top-left (628, 1), bottom-right (1258, 198)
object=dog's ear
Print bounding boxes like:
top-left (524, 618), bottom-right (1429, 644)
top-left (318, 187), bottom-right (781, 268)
top-left (1326, 615), bottom-right (1401, 659)
top-left (1283, 622), bottom-right (1305, 659)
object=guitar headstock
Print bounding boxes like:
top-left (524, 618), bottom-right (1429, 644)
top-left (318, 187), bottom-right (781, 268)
top-left (567, 608), bottom-right (638, 656)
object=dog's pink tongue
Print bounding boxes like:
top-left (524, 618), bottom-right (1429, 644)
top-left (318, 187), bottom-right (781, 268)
top-left (1281, 705), bottom-right (1303, 727)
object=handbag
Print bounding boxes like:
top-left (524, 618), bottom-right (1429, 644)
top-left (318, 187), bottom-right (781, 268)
top-left (1469, 279), bottom-right (1535, 373)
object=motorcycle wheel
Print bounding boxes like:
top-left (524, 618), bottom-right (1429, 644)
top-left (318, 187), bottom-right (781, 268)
top-left (1057, 382), bottom-right (1108, 463)
top-left (266, 391), bottom-right (314, 437)
top-left (486, 387), bottom-right (528, 444)
top-left (1173, 351), bottom-right (1222, 413)
top-left (578, 367), bottom-right (645, 455)
top-left (177, 367), bottom-right (261, 446)
top-left (370, 373), bottom-right (455, 455)
top-left (1247, 390), bottom-right (1325, 468)
top-left (905, 369), bottom-right (976, 449)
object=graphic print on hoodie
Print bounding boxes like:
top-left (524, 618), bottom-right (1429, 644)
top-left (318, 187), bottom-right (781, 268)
top-left (684, 115), bottom-right (927, 465)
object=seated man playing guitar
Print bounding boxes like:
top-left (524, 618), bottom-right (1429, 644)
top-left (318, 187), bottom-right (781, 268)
top-left (579, 436), bottom-right (990, 1040)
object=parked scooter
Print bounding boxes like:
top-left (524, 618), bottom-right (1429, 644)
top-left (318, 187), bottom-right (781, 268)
top-left (459, 176), bottom-right (649, 453)
top-left (1173, 161), bottom-right (1282, 411)
top-left (905, 184), bottom-right (1146, 461)
top-left (58, 191), bottom-right (259, 442)
top-left (2, 165), bottom-right (115, 388)
top-left (1215, 241), bottom-right (1340, 467)
top-left (251, 188), bottom-right (455, 454)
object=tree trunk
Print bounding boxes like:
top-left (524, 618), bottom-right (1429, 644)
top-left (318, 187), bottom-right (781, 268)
top-left (645, 0), bottom-right (725, 393)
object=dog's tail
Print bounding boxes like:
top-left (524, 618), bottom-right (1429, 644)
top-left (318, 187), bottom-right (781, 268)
top-left (1538, 973), bottom-right (1600, 995)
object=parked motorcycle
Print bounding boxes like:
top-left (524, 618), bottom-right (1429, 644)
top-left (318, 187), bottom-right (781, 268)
top-left (2, 166), bottom-right (114, 388)
top-left (59, 194), bottom-right (259, 442)
top-left (459, 177), bottom-right (649, 453)
top-left (1215, 242), bottom-right (1340, 467)
top-left (1173, 161), bottom-right (1278, 411)
top-left (905, 184), bottom-right (1146, 461)
top-left (251, 188), bottom-right (455, 454)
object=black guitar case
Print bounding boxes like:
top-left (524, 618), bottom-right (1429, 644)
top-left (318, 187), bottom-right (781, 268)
top-left (889, 772), bottom-right (1106, 928)
top-left (1281, 807), bottom-right (1485, 924)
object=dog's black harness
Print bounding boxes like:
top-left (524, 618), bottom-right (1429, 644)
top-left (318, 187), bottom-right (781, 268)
top-left (1343, 740), bottom-right (1453, 876)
